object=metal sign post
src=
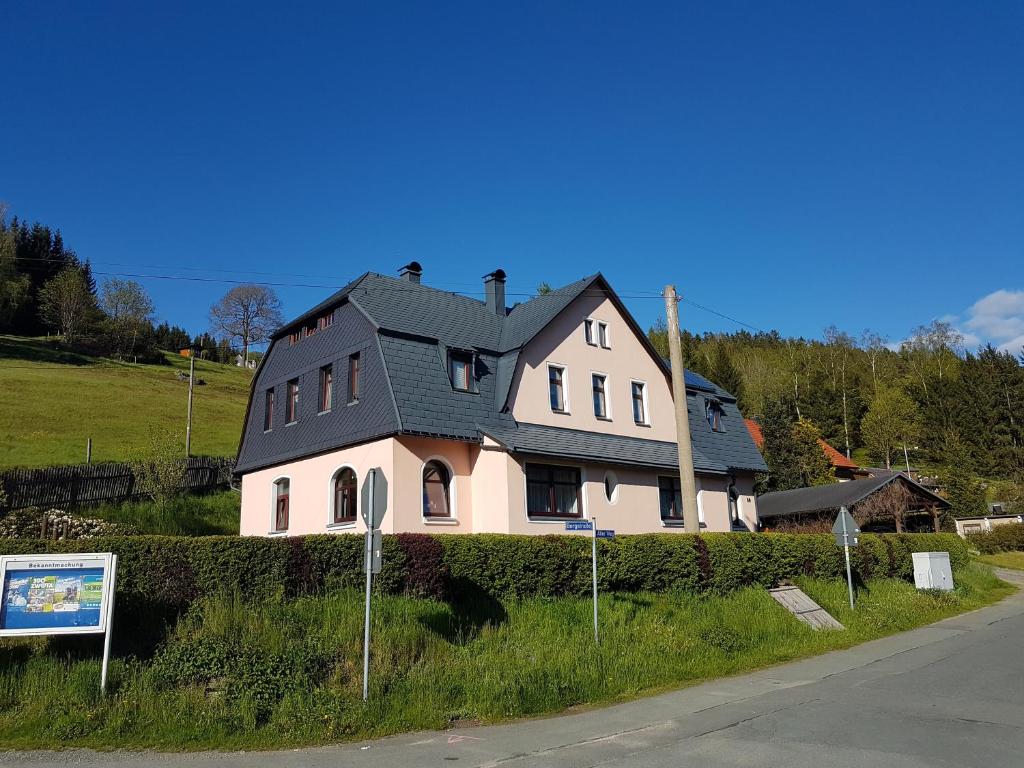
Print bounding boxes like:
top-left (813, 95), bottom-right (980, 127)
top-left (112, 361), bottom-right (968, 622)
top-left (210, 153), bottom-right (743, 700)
top-left (832, 506), bottom-right (860, 610)
top-left (0, 552), bottom-right (118, 693)
top-left (359, 467), bottom-right (388, 702)
top-left (591, 517), bottom-right (598, 645)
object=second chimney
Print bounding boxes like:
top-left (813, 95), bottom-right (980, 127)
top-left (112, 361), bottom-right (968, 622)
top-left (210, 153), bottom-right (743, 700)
top-left (484, 269), bottom-right (506, 315)
top-left (399, 261), bottom-right (423, 283)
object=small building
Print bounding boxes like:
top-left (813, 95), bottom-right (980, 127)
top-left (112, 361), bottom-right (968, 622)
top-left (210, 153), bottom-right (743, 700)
top-left (757, 472), bottom-right (950, 532)
top-left (744, 419), bottom-right (868, 481)
top-left (954, 514), bottom-right (1023, 538)
top-left (235, 264), bottom-right (767, 537)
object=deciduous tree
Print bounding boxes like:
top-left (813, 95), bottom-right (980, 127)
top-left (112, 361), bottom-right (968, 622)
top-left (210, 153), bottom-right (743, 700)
top-left (38, 267), bottom-right (96, 345)
top-left (861, 388), bottom-right (919, 469)
top-left (209, 285), bottom-right (283, 364)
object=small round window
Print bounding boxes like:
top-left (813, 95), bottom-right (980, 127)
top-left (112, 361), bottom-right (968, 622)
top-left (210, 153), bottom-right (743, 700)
top-left (604, 471), bottom-right (619, 504)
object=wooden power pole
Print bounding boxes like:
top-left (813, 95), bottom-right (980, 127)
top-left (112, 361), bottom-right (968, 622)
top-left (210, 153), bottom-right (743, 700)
top-left (185, 351), bottom-right (196, 457)
top-left (664, 285), bottom-right (701, 533)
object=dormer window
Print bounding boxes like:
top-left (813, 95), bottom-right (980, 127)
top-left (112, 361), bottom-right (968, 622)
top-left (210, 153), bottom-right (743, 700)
top-left (449, 351), bottom-right (474, 392)
top-left (706, 399), bottom-right (724, 432)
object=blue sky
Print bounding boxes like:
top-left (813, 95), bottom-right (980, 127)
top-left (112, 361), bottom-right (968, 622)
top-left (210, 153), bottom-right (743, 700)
top-left (2, 1), bottom-right (1022, 351)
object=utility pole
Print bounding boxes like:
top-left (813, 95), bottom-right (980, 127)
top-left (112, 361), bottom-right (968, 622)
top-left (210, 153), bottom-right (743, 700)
top-left (185, 349), bottom-right (196, 457)
top-left (664, 285), bottom-right (700, 534)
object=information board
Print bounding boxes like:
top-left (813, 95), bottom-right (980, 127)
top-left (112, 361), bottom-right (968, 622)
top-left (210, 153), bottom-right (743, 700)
top-left (1, 554), bottom-right (115, 637)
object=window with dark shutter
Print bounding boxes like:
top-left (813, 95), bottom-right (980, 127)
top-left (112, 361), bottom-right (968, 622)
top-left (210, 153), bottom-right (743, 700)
top-left (526, 463), bottom-right (582, 519)
top-left (549, 366), bottom-right (567, 412)
top-left (592, 374), bottom-right (608, 419)
top-left (659, 476), bottom-right (682, 522)
top-left (286, 379), bottom-right (299, 423)
top-left (319, 365), bottom-right (333, 413)
top-left (449, 352), bottom-right (473, 392)
top-left (348, 353), bottom-right (360, 403)
top-left (264, 388), bottom-right (274, 431)
top-left (333, 468), bottom-right (357, 524)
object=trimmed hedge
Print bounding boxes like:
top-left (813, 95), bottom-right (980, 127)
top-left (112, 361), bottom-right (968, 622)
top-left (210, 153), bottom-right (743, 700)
top-left (968, 522), bottom-right (1024, 554)
top-left (0, 531), bottom-right (968, 606)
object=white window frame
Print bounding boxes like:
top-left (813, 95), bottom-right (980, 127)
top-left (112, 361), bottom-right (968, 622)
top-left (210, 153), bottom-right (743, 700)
top-left (421, 455), bottom-right (458, 524)
top-left (326, 464), bottom-right (358, 530)
top-left (521, 458), bottom-right (589, 524)
top-left (630, 378), bottom-right (651, 426)
top-left (548, 363), bottom-right (570, 414)
top-left (591, 370), bottom-right (612, 421)
top-left (597, 321), bottom-right (610, 349)
top-left (584, 318), bottom-right (596, 346)
top-left (269, 475), bottom-right (291, 536)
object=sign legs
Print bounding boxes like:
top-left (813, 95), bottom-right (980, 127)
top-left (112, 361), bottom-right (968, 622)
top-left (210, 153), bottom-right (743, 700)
top-left (100, 554), bottom-right (118, 694)
top-left (591, 516), bottom-right (599, 645)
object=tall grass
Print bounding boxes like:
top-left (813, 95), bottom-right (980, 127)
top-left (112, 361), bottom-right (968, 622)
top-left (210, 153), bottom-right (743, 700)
top-left (86, 490), bottom-right (240, 535)
top-left (0, 564), bottom-right (1011, 750)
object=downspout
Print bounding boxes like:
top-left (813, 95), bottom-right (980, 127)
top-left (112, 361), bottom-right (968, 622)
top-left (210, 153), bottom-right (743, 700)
top-left (727, 476), bottom-right (743, 531)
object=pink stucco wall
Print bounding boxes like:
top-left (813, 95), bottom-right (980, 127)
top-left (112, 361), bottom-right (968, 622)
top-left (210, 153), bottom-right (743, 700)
top-left (240, 433), bottom-right (759, 536)
top-left (508, 292), bottom-right (675, 442)
top-left (239, 437), bottom-right (396, 537)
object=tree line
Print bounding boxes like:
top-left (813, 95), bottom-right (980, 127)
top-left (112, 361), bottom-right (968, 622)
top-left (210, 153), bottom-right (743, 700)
top-left (648, 318), bottom-right (1024, 491)
top-left (1, 208), bottom-right (284, 365)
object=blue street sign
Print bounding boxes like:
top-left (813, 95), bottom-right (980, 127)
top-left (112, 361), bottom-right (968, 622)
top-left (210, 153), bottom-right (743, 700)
top-left (565, 521), bottom-right (593, 531)
top-left (595, 529), bottom-right (615, 539)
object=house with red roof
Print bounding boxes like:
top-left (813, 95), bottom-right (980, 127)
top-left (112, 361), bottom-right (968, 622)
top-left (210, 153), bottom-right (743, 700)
top-left (744, 419), bottom-right (869, 482)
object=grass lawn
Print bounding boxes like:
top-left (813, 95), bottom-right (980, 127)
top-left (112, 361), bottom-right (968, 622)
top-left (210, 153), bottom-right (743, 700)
top-left (0, 564), bottom-right (1012, 751)
top-left (0, 336), bottom-right (250, 468)
top-left (87, 490), bottom-right (241, 535)
top-left (977, 551), bottom-right (1024, 571)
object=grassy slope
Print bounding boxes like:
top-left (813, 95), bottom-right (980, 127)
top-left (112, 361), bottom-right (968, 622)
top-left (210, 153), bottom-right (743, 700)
top-left (0, 336), bottom-right (250, 468)
top-left (86, 490), bottom-right (241, 535)
top-left (978, 551), bottom-right (1024, 570)
top-left (0, 565), bottom-right (1012, 750)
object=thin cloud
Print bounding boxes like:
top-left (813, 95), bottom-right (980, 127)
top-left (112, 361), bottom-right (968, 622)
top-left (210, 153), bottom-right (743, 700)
top-left (964, 289), bottom-right (1024, 353)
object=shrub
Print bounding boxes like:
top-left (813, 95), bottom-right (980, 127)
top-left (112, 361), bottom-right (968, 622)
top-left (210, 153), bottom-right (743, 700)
top-left (969, 523), bottom-right (1024, 554)
top-left (0, 507), bottom-right (135, 539)
top-left (0, 531), bottom-right (969, 615)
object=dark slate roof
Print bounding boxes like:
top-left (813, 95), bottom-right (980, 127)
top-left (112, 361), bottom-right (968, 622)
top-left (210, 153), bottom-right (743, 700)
top-left (757, 473), bottom-right (950, 519)
top-left (483, 423), bottom-right (718, 473)
top-left (238, 269), bottom-right (768, 476)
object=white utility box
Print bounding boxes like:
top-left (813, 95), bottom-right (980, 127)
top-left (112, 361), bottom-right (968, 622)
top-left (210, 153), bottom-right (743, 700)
top-left (912, 551), bottom-right (954, 591)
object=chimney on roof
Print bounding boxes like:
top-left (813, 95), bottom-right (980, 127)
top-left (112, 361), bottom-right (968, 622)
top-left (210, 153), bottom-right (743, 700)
top-left (399, 261), bottom-right (423, 283)
top-left (484, 269), bottom-right (506, 315)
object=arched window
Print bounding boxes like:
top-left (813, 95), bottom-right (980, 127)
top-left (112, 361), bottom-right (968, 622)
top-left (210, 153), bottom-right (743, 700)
top-left (273, 478), bottom-right (290, 532)
top-left (333, 468), bottom-right (357, 524)
top-left (422, 460), bottom-right (452, 518)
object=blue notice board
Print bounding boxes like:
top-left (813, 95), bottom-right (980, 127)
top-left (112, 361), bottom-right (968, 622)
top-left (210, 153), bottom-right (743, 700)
top-left (0, 554), bottom-right (113, 635)
top-left (565, 521), bottom-right (593, 531)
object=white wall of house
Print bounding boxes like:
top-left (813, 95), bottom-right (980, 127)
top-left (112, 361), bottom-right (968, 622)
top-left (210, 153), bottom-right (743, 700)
top-left (508, 292), bottom-right (676, 441)
top-left (239, 434), bottom-right (759, 536)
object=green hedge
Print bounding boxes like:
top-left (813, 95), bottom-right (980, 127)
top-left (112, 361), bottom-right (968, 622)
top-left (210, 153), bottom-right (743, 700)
top-left (0, 531), bottom-right (968, 606)
top-left (968, 523), bottom-right (1024, 554)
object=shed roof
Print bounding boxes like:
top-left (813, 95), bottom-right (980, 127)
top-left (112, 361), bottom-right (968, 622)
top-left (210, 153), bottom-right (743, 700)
top-left (757, 473), bottom-right (949, 519)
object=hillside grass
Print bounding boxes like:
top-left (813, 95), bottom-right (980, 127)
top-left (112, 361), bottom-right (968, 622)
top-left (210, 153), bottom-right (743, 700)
top-left (86, 490), bottom-right (241, 536)
top-left (0, 336), bottom-right (250, 468)
top-left (977, 551), bottom-right (1024, 571)
top-left (0, 564), bottom-right (1010, 751)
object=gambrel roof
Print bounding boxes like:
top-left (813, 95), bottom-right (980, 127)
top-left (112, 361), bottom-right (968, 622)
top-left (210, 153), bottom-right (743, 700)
top-left (235, 270), bottom-right (767, 475)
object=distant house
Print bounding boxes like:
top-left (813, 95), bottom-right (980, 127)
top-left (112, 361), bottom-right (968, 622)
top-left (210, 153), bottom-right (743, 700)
top-left (955, 514), bottom-right (1022, 537)
top-left (757, 472), bottom-right (950, 532)
top-left (235, 264), bottom-right (767, 537)
top-left (744, 419), bottom-right (868, 481)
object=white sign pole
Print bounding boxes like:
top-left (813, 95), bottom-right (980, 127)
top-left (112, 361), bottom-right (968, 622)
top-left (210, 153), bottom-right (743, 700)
top-left (362, 470), bottom-right (375, 702)
top-left (841, 512), bottom-right (855, 610)
top-left (100, 554), bottom-right (118, 694)
top-left (591, 516), bottom-right (599, 645)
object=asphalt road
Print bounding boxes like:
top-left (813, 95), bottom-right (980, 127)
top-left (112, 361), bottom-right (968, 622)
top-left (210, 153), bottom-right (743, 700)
top-left (4, 570), bottom-right (1023, 768)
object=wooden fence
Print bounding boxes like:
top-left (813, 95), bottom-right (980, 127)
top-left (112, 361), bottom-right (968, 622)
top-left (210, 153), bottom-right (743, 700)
top-left (0, 457), bottom-right (235, 511)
